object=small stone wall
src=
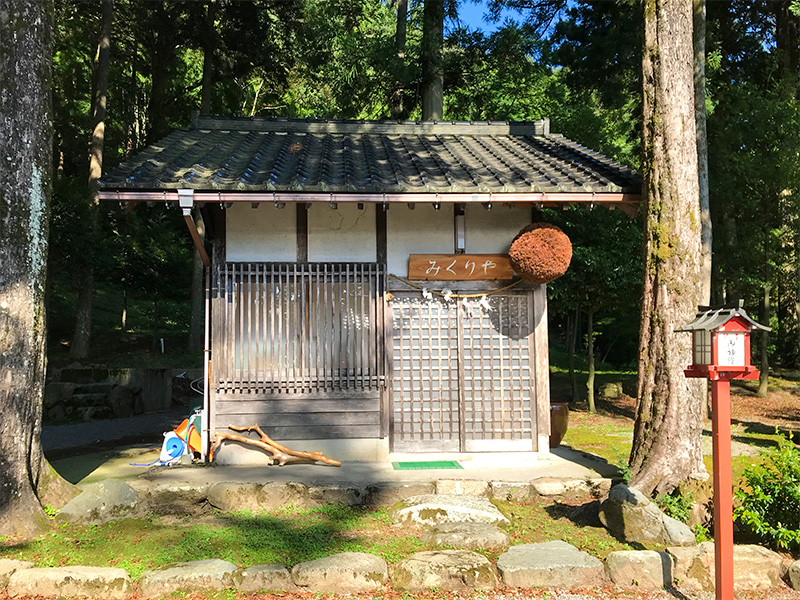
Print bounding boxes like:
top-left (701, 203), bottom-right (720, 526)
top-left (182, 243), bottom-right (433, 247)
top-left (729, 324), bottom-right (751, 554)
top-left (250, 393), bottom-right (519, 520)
top-left (43, 367), bottom-right (198, 423)
top-left (10, 476), bottom-right (797, 598)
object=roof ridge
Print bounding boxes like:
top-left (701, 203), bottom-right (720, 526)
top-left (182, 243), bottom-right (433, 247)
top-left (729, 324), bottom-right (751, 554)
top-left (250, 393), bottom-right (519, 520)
top-left (190, 113), bottom-right (551, 136)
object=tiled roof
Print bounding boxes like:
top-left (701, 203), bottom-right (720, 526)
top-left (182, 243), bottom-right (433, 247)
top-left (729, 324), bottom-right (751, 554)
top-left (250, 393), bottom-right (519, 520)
top-left (99, 116), bottom-right (640, 195)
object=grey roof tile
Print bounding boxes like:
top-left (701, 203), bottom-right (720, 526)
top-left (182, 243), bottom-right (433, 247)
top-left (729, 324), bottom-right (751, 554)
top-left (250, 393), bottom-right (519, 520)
top-left (99, 117), bottom-right (641, 195)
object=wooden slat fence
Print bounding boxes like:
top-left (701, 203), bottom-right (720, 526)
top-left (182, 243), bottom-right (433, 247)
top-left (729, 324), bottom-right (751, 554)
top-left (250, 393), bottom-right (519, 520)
top-left (212, 262), bottom-right (385, 394)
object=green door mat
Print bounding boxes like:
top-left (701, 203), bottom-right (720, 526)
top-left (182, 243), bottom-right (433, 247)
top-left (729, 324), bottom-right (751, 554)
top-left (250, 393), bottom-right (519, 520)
top-left (392, 460), bottom-right (463, 470)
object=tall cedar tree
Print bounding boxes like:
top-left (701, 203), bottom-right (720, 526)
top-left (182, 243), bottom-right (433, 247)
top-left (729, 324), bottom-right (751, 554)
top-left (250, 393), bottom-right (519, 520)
top-left (629, 0), bottom-right (706, 496)
top-left (0, 0), bottom-right (79, 538)
top-left (421, 0), bottom-right (444, 119)
top-left (70, 0), bottom-right (112, 359)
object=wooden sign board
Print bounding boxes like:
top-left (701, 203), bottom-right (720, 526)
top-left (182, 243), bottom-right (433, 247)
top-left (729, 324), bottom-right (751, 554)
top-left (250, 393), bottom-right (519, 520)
top-left (408, 254), bottom-right (514, 281)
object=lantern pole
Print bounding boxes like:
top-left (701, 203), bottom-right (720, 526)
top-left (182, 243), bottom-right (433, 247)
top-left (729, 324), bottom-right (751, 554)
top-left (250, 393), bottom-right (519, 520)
top-left (711, 377), bottom-right (734, 600)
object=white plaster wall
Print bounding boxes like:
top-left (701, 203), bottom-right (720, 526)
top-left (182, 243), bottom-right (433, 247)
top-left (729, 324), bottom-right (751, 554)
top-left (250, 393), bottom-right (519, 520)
top-left (226, 203), bottom-right (296, 262)
top-left (308, 203), bottom-right (376, 262)
top-left (387, 204), bottom-right (454, 276)
top-left (465, 204), bottom-right (531, 254)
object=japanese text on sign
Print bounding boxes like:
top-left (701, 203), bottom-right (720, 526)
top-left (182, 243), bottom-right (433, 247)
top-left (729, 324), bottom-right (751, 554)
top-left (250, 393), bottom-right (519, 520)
top-left (408, 254), bottom-right (514, 281)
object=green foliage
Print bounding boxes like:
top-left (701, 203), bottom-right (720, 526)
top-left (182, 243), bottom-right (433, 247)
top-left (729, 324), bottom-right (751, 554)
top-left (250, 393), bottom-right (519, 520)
top-left (693, 524), bottom-right (711, 543)
top-left (655, 492), bottom-right (693, 523)
top-left (735, 434), bottom-right (800, 549)
top-left (548, 206), bottom-right (643, 369)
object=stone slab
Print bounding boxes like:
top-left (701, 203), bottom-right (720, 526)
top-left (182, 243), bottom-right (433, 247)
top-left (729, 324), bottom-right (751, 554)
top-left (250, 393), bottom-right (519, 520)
top-left (207, 482), bottom-right (264, 512)
top-left (234, 563), bottom-right (296, 593)
top-left (668, 542), bottom-right (784, 591)
top-left (489, 481), bottom-right (534, 501)
top-left (599, 484), bottom-right (695, 547)
top-left (56, 478), bottom-right (140, 525)
top-left (605, 550), bottom-right (673, 589)
top-left (148, 482), bottom-right (209, 514)
top-left (497, 540), bottom-right (605, 588)
top-left (7, 566), bottom-right (131, 599)
top-left (436, 479), bottom-right (490, 496)
top-left (137, 558), bottom-right (237, 598)
top-left (391, 494), bottom-right (510, 527)
top-left (788, 559), bottom-right (800, 591)
top-left (391, 550), bottom-right (498, 592)
top-left (421, 522), bottom-right (510, 551)
top-left (0, 560), bottom-right (34, 589)
top-left (291, 552), bottom-right (388, 593)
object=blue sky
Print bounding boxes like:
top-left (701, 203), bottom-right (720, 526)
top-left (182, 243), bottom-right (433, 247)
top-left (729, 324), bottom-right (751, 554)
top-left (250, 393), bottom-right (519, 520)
top-left (452, 1), bottom-right (523, 33)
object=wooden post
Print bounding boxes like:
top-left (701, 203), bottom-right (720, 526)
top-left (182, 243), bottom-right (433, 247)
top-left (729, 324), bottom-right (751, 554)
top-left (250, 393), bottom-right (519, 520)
top-left (711, 378), bottom-right (734, 600)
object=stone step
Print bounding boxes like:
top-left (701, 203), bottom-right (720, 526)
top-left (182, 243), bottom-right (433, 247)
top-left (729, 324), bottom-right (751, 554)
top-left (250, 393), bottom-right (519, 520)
top-left (291, 552), bottom-right (388, 593)
top-left (391, 550), bottom-right (498, 592)
top-left (59, 367), bottom-right (110, 384)
top-left (138, 559), bottom-right (236, 598)
top-left (72, 393), bottom-right (109, 407)
top-left (74, 382), bottom-right (116, 395)
top-left (7, 566), bottom-right (131, 599)
top-left (497, 541), bottom-right (605, 588)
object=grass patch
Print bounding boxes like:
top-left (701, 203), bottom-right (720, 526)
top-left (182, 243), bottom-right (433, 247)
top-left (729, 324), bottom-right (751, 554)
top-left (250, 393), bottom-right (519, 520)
top-left (1, 498), bottom-right (630, 575)
top-left (0, 505), bottom-right (425, 578)
top-left (498, 499), bottom-right (631, 558)
top-left (561, 410), bottom-right (634, 467)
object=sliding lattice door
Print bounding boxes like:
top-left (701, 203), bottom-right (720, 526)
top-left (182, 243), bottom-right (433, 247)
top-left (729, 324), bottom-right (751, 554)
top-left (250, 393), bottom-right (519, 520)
top-left (391, 291), bottom-right (535, 452)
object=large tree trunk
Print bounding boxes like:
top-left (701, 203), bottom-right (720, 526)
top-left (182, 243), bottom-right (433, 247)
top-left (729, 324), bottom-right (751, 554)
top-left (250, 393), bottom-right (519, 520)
top-left (421, 0), bottom-right (444, 120)
top-left (200, 0), bottom-right (217, 116)
top-left (567, 309), bottom-right (579, 404)
top-left (694, 0), bottom-right (711, 306)
top-left (146, 7), bottom-right (178, 144)
top-left (0, 0), bottom-right (78, 539)
top-left (390, 0), bottom-right (408, 119)
top-left (629, 0), bottom-right (706, 497)
top-left (758, 284), bottom-right (772, 397)
top-left (586, 309), bottom-right (596, 413)
top-left (70, 0), bottom-right (113, 360)
top-left (188, 207), bottom-right (206, 352)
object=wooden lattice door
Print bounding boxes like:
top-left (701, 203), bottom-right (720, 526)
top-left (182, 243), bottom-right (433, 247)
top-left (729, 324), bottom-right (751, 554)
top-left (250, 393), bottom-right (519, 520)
top-left (391, 291), bottom-right (536, 452)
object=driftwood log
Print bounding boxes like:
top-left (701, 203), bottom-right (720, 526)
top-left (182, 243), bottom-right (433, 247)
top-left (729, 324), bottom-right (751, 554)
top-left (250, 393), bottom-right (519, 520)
top-left (210, 424), bottom-right (341, 467)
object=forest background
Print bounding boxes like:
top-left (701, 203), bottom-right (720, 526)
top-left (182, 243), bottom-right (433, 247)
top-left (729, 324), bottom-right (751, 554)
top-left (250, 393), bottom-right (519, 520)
top-left (49, 0), bottom-right (800, 402)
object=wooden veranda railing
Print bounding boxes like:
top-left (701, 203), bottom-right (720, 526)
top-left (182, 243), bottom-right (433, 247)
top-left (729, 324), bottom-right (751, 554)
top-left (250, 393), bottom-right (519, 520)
top-left (212, 262), bottom-right (386, 394)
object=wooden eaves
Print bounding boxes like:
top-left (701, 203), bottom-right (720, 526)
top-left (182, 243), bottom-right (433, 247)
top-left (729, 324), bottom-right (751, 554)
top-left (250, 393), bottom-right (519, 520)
top-left (98, 190), bottom-right (641, 216)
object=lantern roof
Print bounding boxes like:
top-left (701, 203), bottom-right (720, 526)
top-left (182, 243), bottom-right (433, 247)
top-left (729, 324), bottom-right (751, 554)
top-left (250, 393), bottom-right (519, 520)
top-left (677, 301), bottom-right (771, 333)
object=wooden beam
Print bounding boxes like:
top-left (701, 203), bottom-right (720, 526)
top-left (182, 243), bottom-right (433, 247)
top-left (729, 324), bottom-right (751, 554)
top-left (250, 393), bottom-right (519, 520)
top-left (296, 203), bottom-right (308, 262)
top-left (376, 205), bottom-right (387, 265)
top-left (533, 284), bottom-right (550, 455)
top-left (183, 213), bottom-right (211, 267)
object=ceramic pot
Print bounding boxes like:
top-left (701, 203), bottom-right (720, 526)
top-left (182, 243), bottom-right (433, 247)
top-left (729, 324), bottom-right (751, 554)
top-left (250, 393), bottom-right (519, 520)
top-left (549, 402), bottom-right (570, 448)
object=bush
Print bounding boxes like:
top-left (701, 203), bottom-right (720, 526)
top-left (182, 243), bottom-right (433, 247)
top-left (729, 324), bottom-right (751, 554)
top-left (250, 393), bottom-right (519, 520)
top-left (656, 491), bottom-right (693, 523)
top-left (735, 433), bottom-right (800, 549)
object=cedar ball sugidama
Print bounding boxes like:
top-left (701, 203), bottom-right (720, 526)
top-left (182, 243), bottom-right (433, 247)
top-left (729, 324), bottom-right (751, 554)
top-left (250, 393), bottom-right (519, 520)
top-left (508, 223), bottom-right (572, 283)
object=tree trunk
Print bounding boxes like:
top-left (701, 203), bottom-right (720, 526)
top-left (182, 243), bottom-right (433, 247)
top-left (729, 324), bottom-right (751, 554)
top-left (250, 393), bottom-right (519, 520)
top-left (200, 0), bottom-right (217, 116)
top-left (694, 0), bottom-right (711, 306)
top-left (0, 0), bottom-right (77, 538)
top-left (758, 284), bottom-right (772, 397)
top-left (796, 238), bottom-right (800, 369)
top-left (421, 0), bottom-right (444, 120)
top-left (629, 0), bottom-right (706, 497)
top-left (586, 309), bottom-right (596, 413)
top-left (567, 309), bottom-right (579, 404)
top-left (188, 207), bottom-right (206, 352)
top-left (70, 0), bottom-right (113, 360)
top-left (390, 0), bottom-right (408, 119)
top-left (146, 7), bottom-right (178, 144)
top-left (775, 3), bottom-right (800, 80)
